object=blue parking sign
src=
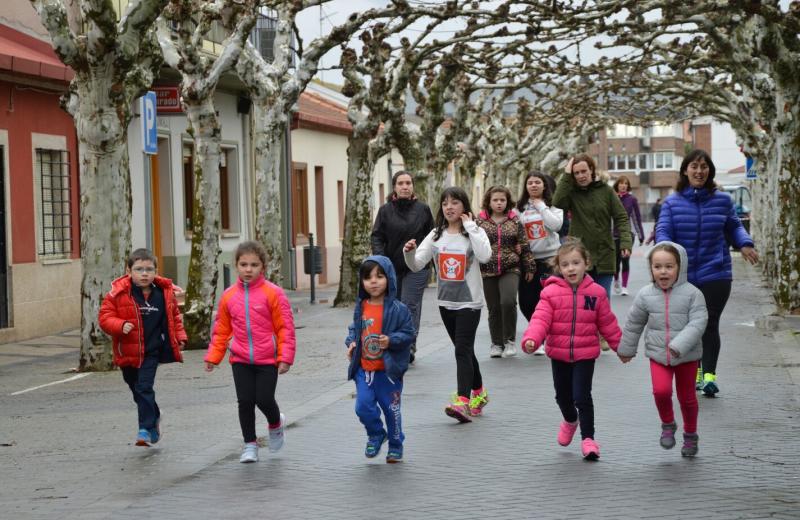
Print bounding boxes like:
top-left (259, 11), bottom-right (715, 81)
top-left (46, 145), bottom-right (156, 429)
top-left (141, 91), bottom-right (157, 155)
top-left (745, 156), bottom-right (756, 179)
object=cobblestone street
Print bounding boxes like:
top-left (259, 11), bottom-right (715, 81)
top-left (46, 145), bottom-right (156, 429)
top-left (1, 252), bottom-right (798, 519)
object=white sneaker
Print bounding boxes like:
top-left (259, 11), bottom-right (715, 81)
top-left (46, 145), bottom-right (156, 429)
top-left (621, 286), bottom-right (629, 296)
top-left (268, 413), bottom-right (285, 453)
top-left (240, 442), bottom-right (259, 463)
top-left (490, 344), bottom-right (503, 358)
top-left (613, 280), bottom-right (622, 295)
top-left (502, 341), bottom-right (517, 358)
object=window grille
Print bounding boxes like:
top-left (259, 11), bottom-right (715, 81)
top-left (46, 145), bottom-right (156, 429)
top-left (36, 149), bottom-right (72, 257)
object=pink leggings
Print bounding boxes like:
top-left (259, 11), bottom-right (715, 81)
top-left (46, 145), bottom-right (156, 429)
top-left (650, 360), bottom-right (699, 433)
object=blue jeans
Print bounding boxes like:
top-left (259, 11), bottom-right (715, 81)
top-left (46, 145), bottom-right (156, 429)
top-left (588, 268), bottom-right (613, 300)
top-left (354, 367), bottom-right (404, 448)
top-left (121, 354), bottom-right (160, 431)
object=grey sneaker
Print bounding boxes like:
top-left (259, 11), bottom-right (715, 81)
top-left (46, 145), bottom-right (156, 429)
top-left (240, 442), bottom-right (259, 463)
top-left (268, 413), bottom-right (285, 453)
top-left (489, 344), bottom-right (503, 358)
top-left (681, 433), bottom-right (699, 458)
top-left (660, 422), bottom-right (677, 449)
top-left (501, 341), bottom-right (517, 358)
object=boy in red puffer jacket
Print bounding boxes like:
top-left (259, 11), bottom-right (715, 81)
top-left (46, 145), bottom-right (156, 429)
top-left (521, 238), bottom-right (621, 461)
top-left (99, 248), bottom-right (187, 447)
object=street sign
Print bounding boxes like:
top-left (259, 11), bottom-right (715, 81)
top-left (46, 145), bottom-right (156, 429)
top-left (141, 91), bottom-right (157, 155)
top-left (745, 156), bottom-right (757, 180)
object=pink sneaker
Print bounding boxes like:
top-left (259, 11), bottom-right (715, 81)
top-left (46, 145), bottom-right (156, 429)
top-left (581, 438), bottom-right (600, 460)
top-left (444, 394), bottom-right (472, 423)
top-left (557, 420), bottom-right (579, 446)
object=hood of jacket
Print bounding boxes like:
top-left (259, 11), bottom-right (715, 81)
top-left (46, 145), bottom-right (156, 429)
top-left (647, 240), bottom-right (689, 288)
top-left (358, 255), bottom-right (398, 302)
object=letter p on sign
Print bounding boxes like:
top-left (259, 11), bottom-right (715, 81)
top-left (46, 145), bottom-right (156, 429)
top-left (141, 91), bottom-right (157, 155)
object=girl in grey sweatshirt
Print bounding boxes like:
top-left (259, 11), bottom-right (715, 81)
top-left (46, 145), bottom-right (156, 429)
top-left (618, 242), bottom-right (708, 457)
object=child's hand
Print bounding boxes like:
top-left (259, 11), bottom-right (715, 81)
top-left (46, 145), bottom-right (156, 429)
top-left (669, 347), bottom-right (680, 358)
top-left (403, 239), bottom-right (417, 252)
top-left (378, 335), bottom-right (390, 350)
top-left (618, 354), bottom-right (633, 363)
top-left (178, 341), bottom-right (186, 351)
top-left (459, 212), bottom-right (474, 224)
top-left (522, 340), bottom-right (537, 354)
top-left (205, 362), bottom-right (216, 372)
top-left (347, 342), bottom-right (356, 360)
top-left (122, 322), bottom-right (133, 334)
top-left (278, 362), bottom-right (290, 374)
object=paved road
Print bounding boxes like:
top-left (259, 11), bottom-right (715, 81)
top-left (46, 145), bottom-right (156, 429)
top-left (1, 245), bottom-right (798, 519)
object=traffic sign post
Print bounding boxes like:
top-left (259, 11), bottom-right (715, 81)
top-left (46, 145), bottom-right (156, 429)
top-left (745, 156), bottom-right (757, 180)
top-left (141, 91), bottom-right (157, 155)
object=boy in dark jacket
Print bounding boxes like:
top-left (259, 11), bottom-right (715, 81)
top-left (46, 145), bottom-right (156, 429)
top-left (98, 248), bottom-right (187, 446)
top-left (346, 255), bottom-right (415, 463)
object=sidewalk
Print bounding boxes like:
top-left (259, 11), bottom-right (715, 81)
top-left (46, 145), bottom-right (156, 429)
top-left (1, 249), bottom-right (798, 519)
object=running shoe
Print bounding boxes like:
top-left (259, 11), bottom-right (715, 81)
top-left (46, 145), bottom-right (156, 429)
top-left (135, 428), bottom-right (152, 447)
top-left (660, 422), bottom-right (677, 449)
top-left (502, 341), bottom-right (517, 358)
top-left (444, 394), bottom-right (472, 423)
top-left (468, 387), bottom-right (489, 416)
top-left (681, 433), bottom-right (699, 457)
top-left (557, 420), bottom-right (579, 446)
top-left (581, 438), bottom-right (600, 460)
top-left (489, 344), bottom-right (503, 358)
top-left (613, 280), bottom-right (621, 295)
top-left (268, 412), bottom-right (285, 453)
top-left (240, 442), bottom-right (259, 463)
top-left (621, 286), bottom-right (629, 296)
top-left (365, 431), bottom-right (387, 458)
top-left (386, 446), bottom-right (403, 464)
top-left (702, 373), bottom-right (719, 397)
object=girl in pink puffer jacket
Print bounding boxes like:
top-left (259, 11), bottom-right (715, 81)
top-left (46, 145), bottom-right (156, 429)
top-left (521, 238), bottom-right (621, 461)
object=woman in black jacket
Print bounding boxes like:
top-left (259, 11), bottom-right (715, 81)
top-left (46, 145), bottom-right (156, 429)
top-left (370, 171), bottom-right (434, 363)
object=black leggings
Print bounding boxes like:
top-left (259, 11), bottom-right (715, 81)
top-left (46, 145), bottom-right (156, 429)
top-left (614, 238), bottom-right (630, 277)
top-left (698, 280), bottom-right (732, 375)
top-left (231, 363), bottom-right (281, 443)
top-left (551, 359), bottom-right (596, 440)
top-left (519, 259), bottom-right (553, 322)
top-left (439, 307), bottom-right (483, 398)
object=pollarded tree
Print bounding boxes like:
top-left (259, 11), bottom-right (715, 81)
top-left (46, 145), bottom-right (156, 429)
top-left (157, 0), bottom-right (257, 348)
top-left (235, 0), bottom-right (416, 283)
top-left (31, 0), bottom-right (169, 370)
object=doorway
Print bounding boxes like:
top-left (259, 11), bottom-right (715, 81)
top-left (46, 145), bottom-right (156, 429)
top-left (0, 145), bottom-right (8, 328)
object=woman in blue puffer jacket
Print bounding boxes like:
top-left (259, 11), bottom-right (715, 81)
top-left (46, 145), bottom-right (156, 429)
top-left (656, 149), bottom-right (759, 397)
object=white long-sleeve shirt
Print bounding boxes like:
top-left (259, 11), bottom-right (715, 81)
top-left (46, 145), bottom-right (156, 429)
top-left (404, 220), bottom-right (491, 310)
top-left (519, 201), bottom-right (564, 260)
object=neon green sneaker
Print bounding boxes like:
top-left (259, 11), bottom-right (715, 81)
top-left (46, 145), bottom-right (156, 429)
top-left (445, 393), bottom-right (472, 423)
top-left (468, 387), bottom-right (489, 416)
top-left (695, 367), bottom-right (703, 391)
top-left (702, 372), bottom-right (719, 397)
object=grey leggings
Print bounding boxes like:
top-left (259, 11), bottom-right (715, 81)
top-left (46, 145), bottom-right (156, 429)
top-left (482, 272), bottom-right (520, 346)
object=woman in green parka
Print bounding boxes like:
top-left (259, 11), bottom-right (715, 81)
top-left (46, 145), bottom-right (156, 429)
top-left (553, 154), bottom-right (631, 299)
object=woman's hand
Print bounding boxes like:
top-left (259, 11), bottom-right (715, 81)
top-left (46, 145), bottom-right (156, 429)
top-left (564, 157), bottom-right (574, 174)
top-left (403, 239), bottom-right (417, 252)
top-left (740, 246), bottom-right (759, 264)
top-left (525, 273), bottom-right (534, 282)
top-left (278, 362), bottom-right (290, 374)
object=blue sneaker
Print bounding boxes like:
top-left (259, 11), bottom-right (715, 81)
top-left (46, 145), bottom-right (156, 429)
top-left (147, 416), bottom-right (161, 444)
top-left (386, 445), bottom-right (403, 464)
top-left (135, 428), bottom-right (152, 447)
top-left (365, 432), bottom-right (387, 458)
top-left (702, 373), bottom-right (719, 397)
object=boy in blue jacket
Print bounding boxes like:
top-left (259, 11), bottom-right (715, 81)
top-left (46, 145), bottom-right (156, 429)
top-left (346, 255), bottom-right (415, 463)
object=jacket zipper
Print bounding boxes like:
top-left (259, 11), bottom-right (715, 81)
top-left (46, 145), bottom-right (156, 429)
top-left (496, 220), bottom-right (502, 274)
top-left (664, 288), bottom-right (671, 365)
top-left (694, 191), bottom-right (702, 282)
top-left (130, 290), bottom-right (145, 366)
top-left (569, 285), bottom-right (577, 361)
top-left (244, 282), bottom-right (255, 364)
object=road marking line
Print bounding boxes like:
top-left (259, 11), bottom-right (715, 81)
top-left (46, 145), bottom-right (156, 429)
top-left (11, 373), bottom-right (91, 396)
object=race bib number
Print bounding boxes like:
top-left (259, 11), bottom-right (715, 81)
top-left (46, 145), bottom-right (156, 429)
top-left (438, 251), bottom-right (466, 281)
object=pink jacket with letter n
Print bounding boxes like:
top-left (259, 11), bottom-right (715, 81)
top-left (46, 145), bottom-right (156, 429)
top-left (205, 276), bottom-right (296, 366)
top-left (521, 274), bottom-right (621, 362)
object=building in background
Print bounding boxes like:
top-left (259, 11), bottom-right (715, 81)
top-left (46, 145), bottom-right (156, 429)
top-left (0, 21), bottom-right (81, 343)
